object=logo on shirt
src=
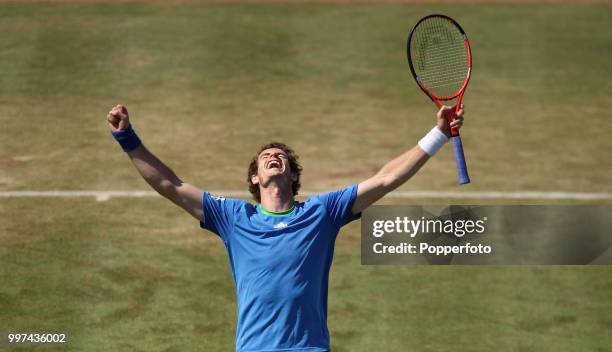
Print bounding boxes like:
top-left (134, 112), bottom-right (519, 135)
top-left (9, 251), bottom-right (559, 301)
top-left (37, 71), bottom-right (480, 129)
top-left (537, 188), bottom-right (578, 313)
top-left (210, 195), bottom-right (226, 202)
top-left (274, 222), bottom-right (288, 229)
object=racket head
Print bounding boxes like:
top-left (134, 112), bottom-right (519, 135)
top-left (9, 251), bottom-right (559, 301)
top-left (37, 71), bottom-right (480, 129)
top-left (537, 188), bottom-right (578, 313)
top-left (407, 14), bottom-right (472, 103)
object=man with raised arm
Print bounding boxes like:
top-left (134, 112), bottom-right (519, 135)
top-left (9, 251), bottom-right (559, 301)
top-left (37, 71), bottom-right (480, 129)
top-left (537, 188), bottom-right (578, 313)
top-left (107, 104), bottom-right (464, 352)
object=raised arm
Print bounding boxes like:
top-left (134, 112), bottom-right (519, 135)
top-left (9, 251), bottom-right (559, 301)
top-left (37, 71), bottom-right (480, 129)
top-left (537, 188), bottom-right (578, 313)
top-left (107, 105), bottom-right (203, 221)
top-left (351, 105), bottom-right (464, 214)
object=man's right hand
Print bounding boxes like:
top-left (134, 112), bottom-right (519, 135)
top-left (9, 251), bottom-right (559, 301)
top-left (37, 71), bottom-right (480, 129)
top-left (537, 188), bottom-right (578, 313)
top-left (107, 104), bottom-right (131, 131)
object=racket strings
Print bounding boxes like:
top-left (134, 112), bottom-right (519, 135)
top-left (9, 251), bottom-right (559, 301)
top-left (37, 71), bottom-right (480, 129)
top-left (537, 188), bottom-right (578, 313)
top-left (410, 16), bottom-right (469, 98)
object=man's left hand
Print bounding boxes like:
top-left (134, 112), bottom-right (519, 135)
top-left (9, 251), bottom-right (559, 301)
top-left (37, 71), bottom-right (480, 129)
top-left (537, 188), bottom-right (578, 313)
top-left (436, 104), bottom-right (465, 138)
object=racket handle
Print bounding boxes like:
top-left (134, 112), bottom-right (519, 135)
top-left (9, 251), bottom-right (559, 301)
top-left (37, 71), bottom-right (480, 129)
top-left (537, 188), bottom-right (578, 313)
top-left (451, 136), bottom-right (470, 185)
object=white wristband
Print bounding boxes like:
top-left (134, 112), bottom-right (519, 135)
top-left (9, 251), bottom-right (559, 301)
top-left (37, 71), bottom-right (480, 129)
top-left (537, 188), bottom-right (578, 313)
top-left (418, 127), bottom-right (449, 156)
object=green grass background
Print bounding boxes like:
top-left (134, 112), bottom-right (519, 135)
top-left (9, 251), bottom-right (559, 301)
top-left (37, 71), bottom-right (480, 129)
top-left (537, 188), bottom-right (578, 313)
top-left (1, 2), bottom-right (611, 351)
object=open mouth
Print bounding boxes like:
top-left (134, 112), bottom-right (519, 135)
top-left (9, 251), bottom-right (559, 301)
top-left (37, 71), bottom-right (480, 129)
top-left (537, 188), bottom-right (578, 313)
top-left (266, 160), bottom-right (282, 170)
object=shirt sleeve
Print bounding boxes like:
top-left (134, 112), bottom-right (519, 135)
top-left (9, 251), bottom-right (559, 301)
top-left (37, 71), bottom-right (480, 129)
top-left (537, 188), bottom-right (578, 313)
top-left (199, 192), bottom-right (242, 241)
top-left (315, 184), bottom-right (361, 229)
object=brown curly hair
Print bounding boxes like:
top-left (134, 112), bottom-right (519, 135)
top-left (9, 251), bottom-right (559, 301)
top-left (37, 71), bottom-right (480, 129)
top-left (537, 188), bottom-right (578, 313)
top-left (247, 142), bottom-right (302, 203)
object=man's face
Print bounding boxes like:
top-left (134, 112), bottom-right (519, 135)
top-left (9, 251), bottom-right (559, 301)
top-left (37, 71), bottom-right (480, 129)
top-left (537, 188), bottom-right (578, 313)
top-left (252, 148), bottom-right (294, 186)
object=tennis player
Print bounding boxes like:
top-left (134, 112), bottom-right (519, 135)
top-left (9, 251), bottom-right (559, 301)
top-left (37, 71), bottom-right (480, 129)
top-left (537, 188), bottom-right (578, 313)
top-left (107, 104), bottom-right (464, 352)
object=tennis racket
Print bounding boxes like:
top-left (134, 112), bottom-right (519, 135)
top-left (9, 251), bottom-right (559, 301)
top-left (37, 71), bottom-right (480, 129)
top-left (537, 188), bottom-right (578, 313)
top-left (407, 14), bottom-right (472, 185)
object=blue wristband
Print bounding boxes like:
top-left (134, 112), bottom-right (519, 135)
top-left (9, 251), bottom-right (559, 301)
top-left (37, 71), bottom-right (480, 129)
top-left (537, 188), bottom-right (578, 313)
top-left (111, 126), bottom-right (142, 152)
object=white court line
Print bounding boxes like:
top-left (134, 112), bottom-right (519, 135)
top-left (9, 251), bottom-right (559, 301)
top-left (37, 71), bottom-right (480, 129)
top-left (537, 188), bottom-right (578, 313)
top-left (1, 190), bottom-right (612, 201)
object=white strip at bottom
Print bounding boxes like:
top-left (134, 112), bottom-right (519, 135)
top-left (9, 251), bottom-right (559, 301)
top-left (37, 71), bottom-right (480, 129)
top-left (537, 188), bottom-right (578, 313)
top-left (1, 190), bottom-right (611, 202)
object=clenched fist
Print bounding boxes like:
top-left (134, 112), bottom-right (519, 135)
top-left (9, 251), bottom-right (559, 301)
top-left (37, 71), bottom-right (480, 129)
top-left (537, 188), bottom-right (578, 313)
top-left (436, 104), bottom-right (465, 138)
top-left (107, 104), bottom-right (131, 131)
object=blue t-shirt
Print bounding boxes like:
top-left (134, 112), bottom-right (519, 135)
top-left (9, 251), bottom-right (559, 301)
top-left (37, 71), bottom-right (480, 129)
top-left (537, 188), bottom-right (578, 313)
top-left (200, 185), bottom-right (361, 352)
